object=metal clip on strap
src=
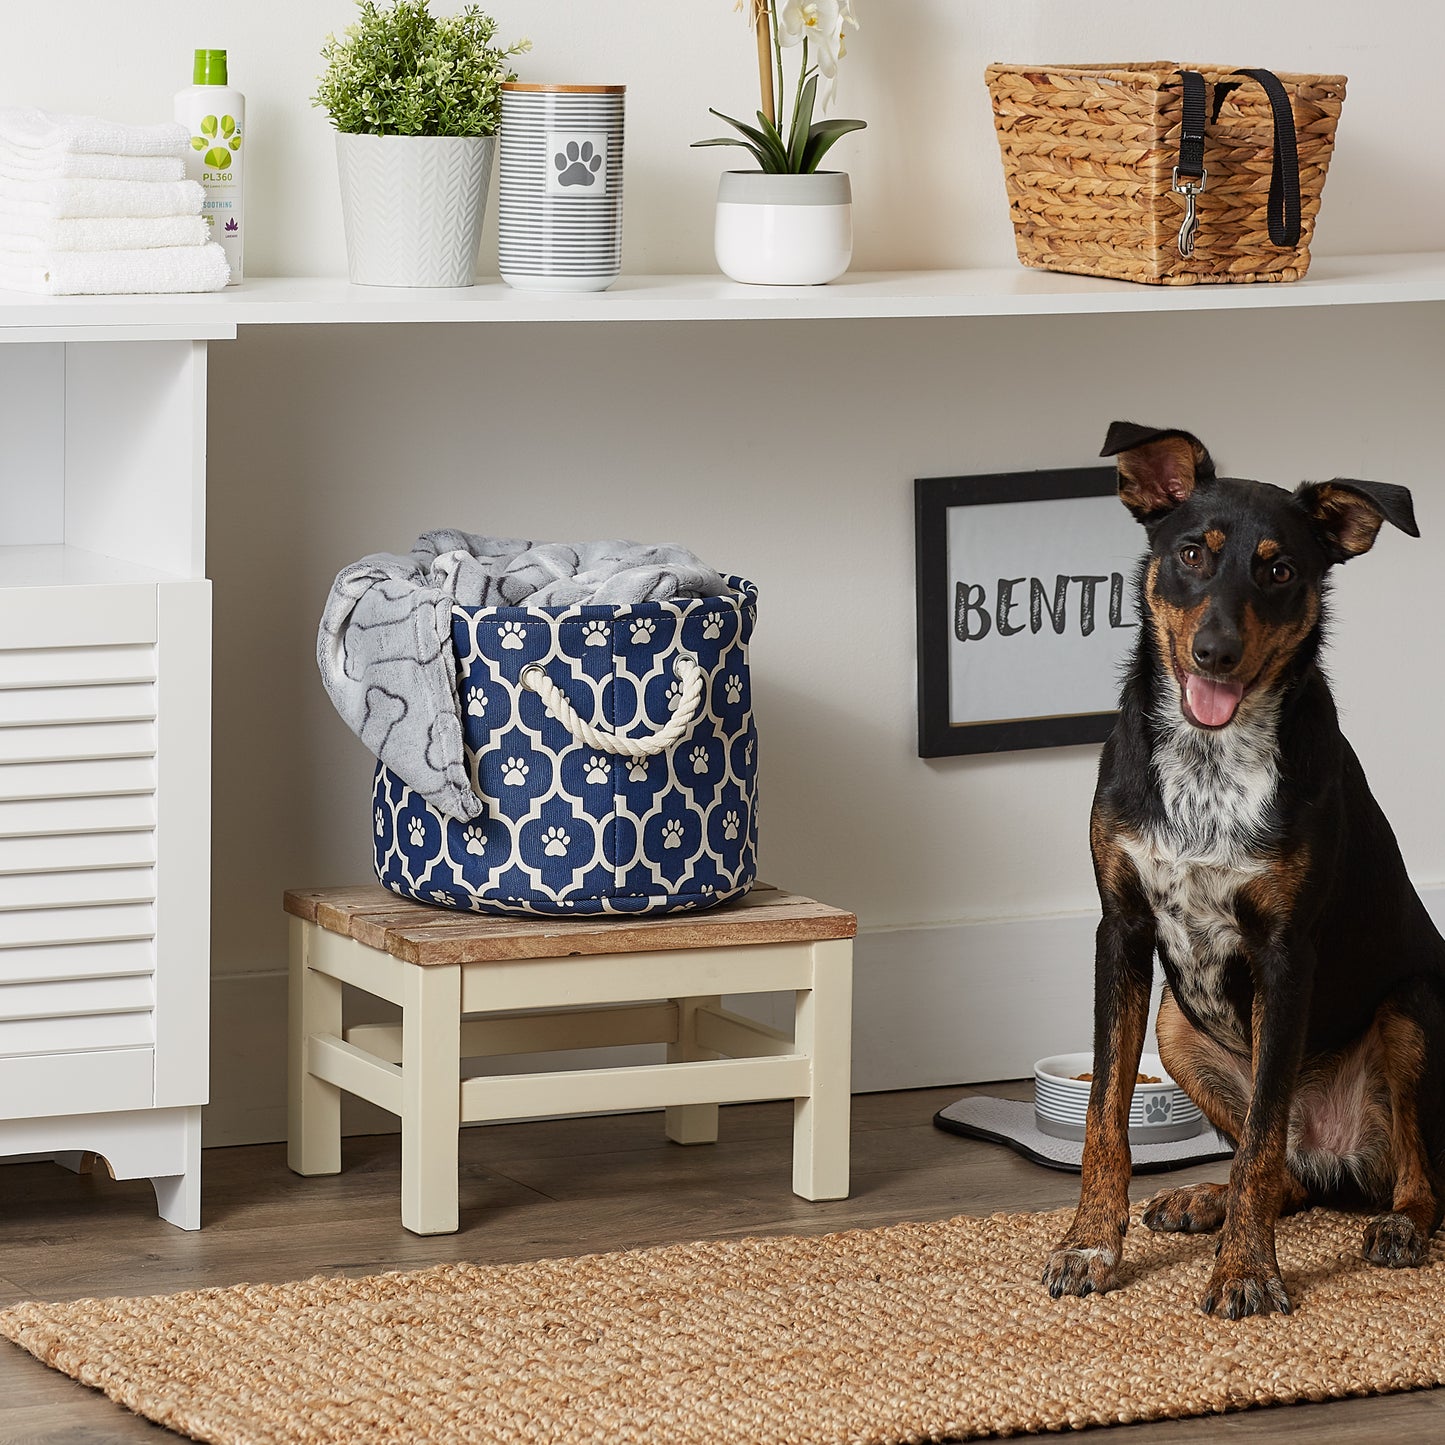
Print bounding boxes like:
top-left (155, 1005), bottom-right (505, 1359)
top-left (1174, 70), bottom-right (1208, 258)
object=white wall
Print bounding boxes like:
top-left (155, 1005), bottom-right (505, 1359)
top-left (3, 3), bottom-right (1443, 1141)
top-left (2, 2), bottom-right (1443, 275)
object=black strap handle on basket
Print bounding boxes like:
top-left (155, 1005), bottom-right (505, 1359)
top-left (1173, 67), bottom-right (1302, 258)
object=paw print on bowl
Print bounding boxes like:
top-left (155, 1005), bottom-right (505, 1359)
top-left (542, 825), bottom-right (571, 857)
top-left (724, 674), bottom-right (743, 705)
top-left (1143, 1095), bottom-right (1172, 1123)
top-left (583, 620), bottom-right (608, 647)
top-left (499, 620), bottom-right (527, 651)
top-left (631, 617), bottom-right (656, 646)
top-left (662, 819), bottom-right (685, 849)
top-left (502, 756), bottom-right (530, 786)
top-left (407, 817), bottom-right (426, 847)
top-left (722, 809), bottom-right (740, 841)
top-left (688, 745), bottom-right (710, 774)
top-left (464, 824), bottom-right (486, 857)
top-left (585, 755), bottom-right (609, 785)
top-left (555, 139), bottom-right (602, 187)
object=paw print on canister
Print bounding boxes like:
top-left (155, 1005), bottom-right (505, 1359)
top-left (585, 756), bottom-right (609, 785)
top-left (467, 689), bottom-right (486, 717)
top-left (723, 810), bottom-right (740, 841)
top-left (464, 824), bottom-right (486, 857)
top-left (555, 139), bottom-right (602, 187)
top-left (631, 617), bottom-right (656, 646)
top-left (702, 616), bottom-right (723, 641)
top-left (407, 817), bottom-right (426, 847)
top-left (583, 620), bottom-right (608, 646)
top-left (542, 826), bottom-right (571, 857)
top-left (724, 675), bottom-right (743, 704)
top-left (662, 819), bottom-right (685, 849)
top-left (688, 745), bottom-right (709, 775)
top-left (502, 756), bottom-right (529, 786)
top-left (374, 806), bottom-right (385, 838)
top-left (499, 620), bottom-right (527, 651)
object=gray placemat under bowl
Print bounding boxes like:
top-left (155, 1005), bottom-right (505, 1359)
top-left (934, 1094), bottom-right (1234, 1174)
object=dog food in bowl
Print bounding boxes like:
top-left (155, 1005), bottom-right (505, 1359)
top-left (1034, 1052), bottom-right (1204, 1145)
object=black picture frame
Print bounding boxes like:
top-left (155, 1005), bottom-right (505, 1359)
top-left (915, 465), bottom-right (1132, 757)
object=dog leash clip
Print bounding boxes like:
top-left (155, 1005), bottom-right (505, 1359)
top-left (1172, 166), bottom-right (1207, 258)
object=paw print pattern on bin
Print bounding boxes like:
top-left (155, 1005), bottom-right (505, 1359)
top-left (375, 580), bottom-right (758, 916)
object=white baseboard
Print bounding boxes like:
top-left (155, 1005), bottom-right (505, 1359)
top-left (204, 885), bottom-right (1445, 1148)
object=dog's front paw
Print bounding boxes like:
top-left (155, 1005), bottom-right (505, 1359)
top-left (1201, 1262), bottom-right (1291, 1319)
top-left (1042, 1243), bottom-right (1119, 1299)
top-left (1362, 1212), bottom-right (1430, 1268)
top-left (1143, 1182), bottom-right (1228, 1234)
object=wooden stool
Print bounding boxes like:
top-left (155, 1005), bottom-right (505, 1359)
top-left (284, 883), bottom-right (856, 1235)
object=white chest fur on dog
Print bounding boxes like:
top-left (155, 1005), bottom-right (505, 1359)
top-left (1120, 697), bottom-right (1282, 1054)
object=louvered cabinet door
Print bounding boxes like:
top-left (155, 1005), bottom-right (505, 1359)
top-left (0, 580), bottom-right (210, 1121)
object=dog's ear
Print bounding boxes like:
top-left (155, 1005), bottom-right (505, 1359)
top-left (1294, 479), bottom-right (1420, 563)
top-left (1099, 421), bottom-right (1216, 522)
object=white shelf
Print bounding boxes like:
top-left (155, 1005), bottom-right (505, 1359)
top-left (3, 252), bottom-right (1445, 337)
top-left (0, 545), bottom-right (184, 591)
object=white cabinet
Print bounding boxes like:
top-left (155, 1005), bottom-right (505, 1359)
top-left (0, 337), bottom-right (209, 1229)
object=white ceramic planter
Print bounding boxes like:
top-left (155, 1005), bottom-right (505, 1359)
top-left (714, 171), bottom-right (853, 286)
top-left (336, 132), bottom-right (495, 288)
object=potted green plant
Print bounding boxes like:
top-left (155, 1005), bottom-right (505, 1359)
top-left (694, 1), bottom-right (865, 285)
top-left (314, 0), bottom-right (529, 287)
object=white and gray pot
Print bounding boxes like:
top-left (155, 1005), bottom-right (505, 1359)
top-left (335, 132), bottom-right (496, 288)
top-left (714, 170), bottom-right (852, 286)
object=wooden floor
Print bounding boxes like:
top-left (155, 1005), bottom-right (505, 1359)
top-left (1, 1082), bottom-right (1442, 1444)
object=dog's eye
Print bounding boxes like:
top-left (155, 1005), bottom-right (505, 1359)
top-left (1178, 545), bottom-right (1203, 568)
top-left (1270, 561), bottom-right (1295, 585)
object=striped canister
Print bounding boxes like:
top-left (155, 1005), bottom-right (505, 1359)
top-left (498, 84), bottom-right (625, 292)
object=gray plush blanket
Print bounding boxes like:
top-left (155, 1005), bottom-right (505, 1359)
top-left (318, 531), bottom-right (729, 822)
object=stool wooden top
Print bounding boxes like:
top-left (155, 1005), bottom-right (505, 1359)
top-left (283, 882), bottom-right (857, 966)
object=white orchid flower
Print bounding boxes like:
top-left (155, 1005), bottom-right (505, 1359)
top-left (777, 0), bottom-right (858, 109)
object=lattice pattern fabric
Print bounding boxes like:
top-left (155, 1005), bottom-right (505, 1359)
top-left (374, 579), bottom-right (758, 915)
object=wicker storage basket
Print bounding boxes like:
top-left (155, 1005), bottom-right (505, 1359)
top-left (985, 63), bottom-right (1346, 285)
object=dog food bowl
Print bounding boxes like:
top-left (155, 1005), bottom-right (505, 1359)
top-left (1034, 1052), bottom-right (1204, 1145)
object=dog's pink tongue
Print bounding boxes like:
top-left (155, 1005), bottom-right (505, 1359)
top-left (1184, 673), bottom-right (1244, 727)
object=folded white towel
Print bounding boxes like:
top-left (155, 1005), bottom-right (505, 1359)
top-left (0, 107), bottom-right (188, 158)
top-left (0, 242), bottom-right (230, 295)
top-left (0, 213), bottom-right (210, 252)
top-left (0, 177), bottom-right (204, 220)
top-left (0, 144), bottom-right (185, 183)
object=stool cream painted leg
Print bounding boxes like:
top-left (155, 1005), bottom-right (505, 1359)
top-left (792, 938), bottom-right (853, 1201)
top-left (288, 918), bottom-right (342, 1177)
top-left (401, 963), bottom-right (462, 1235)
top-left (665, 994), bottom-right (721, 1145)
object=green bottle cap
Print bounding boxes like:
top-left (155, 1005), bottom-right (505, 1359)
top-left (193, 49), bottom-right (228, 86)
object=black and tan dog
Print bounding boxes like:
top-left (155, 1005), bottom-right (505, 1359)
top-left (1042, 420), bottom-right (1445, 1319)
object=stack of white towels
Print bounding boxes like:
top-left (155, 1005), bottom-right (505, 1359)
top-left (0, 107), bottom-right (229, 295)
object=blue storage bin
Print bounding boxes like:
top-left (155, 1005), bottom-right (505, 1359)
top-left (373, 576), bottom-right (758, 915)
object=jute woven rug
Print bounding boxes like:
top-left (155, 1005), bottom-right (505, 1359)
top-left (3, 1205), bottom-right (1443, 1444)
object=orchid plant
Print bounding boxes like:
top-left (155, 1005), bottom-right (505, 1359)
top-left (694, 0), bottom-right (864, 173)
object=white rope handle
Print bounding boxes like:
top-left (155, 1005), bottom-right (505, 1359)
top-left (520, 654), bottom-right (704, 757)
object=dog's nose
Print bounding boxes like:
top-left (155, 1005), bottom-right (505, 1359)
top-left (1191, 626), bottom-right (1242, 674)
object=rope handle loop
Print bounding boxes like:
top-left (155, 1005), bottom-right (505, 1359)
top-left (520, 653), bottom-right (704, 758)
